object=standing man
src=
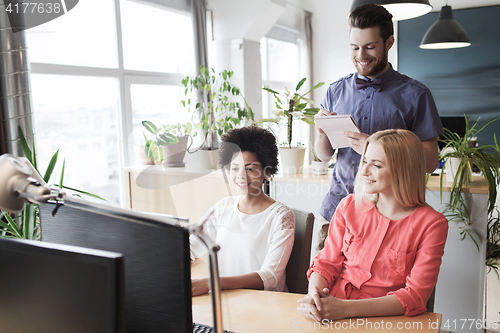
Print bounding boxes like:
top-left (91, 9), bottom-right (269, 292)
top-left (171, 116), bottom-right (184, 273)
top-left (312, 4), bottom-right (443, 255)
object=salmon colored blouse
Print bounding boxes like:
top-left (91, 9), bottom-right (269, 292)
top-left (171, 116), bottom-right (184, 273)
top-left (308, 194), bottom-right (448, 316)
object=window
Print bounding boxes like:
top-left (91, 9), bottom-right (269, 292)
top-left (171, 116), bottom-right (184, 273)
top-left (261, 35), bottom-right (306, 148)
top-left (120, 0), bottom-right (194, 73)
top-left (26, 0), bottom-right (118, 68)
top-left (27, 0), bottom-right (195, 205)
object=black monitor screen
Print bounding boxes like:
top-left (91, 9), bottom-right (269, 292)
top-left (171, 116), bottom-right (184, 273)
top-left (0, 237), bottom-right (125, 333)
top-left (40, 197), bottom-right (192, 333)
top-left (438, 116), bottom-right (467, 150)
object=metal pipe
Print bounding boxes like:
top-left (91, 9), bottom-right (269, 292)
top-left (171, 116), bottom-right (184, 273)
top-left (0, 0), bottom-right (34, 156)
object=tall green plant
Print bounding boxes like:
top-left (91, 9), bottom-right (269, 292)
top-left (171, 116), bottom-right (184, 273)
top-left (259, 78), bottom-right (324, 149)
top-left (0, 127), bottom-right (104, 240)
top-left (439, 115), bottom-right (500, 277)
top-left (486, 208), bottom-right (500, 277)
top-left (181, 66), bottom-right (254, 149)
top-left (439, 115), bottom-right (500, 214)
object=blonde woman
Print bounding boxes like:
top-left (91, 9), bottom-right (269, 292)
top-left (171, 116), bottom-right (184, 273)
top-left (298, 129), bottom-right (448, 321)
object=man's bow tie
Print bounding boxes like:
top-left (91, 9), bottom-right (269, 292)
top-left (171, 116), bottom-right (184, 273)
top-left (355, 77), bottom-right (383, 92)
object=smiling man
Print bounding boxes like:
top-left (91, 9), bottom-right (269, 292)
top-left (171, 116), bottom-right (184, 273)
top-left (312, 4), bottom-right (444, 256)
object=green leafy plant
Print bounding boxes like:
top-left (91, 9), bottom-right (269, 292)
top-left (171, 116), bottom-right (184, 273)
top-left (439, 115), bottom-right (500, 214)
top-left (438, 115), bottom-right (500, 277)
top-left (259, 78), bottom-right (324, 149)
top-left (311, 145), bottom-right (321, 162)
top-left (181, 66), bottom-right (254, 150)
top-left (0, 127), bottom-right (104, 240)
top-left (486, 208), bottom-right (500, 278)
top-left (142, 120), bottom-right (197, 164)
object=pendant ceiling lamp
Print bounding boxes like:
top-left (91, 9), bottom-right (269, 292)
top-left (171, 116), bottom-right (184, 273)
top-left (420, 5), bottom-right (470, 49)
top-left (350, 0), bottom-right (432, 21)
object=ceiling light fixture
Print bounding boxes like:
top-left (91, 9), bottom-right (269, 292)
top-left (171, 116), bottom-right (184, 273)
top-left (350, 0), bottom-right (432, 21)
top-left (420, 5), bottom-right (471, 49)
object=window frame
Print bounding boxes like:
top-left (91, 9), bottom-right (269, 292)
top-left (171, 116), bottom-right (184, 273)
top-left (28, 0), bottom-right (195, 206)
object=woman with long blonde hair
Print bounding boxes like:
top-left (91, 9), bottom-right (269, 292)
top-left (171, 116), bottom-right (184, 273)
top-left (298, 129), bottom-right (448, 321)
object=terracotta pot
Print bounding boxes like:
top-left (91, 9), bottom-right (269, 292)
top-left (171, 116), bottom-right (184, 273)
top-left (161, 136), bottom-right (189, 167)
top-left (138, 147), bottom-right (154, 165)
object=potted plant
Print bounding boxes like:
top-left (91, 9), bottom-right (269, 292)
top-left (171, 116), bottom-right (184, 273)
top-left (142, 120), bottom-right (197, 167)
top-left (311, 145), bottom-right (329, 175)
top-left (486, 207), bottom-right (500, 278)
top-left (0, 127), bottom-right (103, 240)
top-left (181, 66), bottom-right (254, 169)
top-left (439, 115), bottom-right (500, 214)
top-left (439, 115), bottom-right (500, 276)
top-left (259, 78), bottom-right (324, 174)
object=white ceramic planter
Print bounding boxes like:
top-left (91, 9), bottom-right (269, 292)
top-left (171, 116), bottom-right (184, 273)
top-left (196, 148), bottom-right (219, 170)
top-left (446, 155), bottom-right (474, 184)
top-left (279, 147), bottom-right (306, 174)
top-left (312, 160), bottom-right (329, 175)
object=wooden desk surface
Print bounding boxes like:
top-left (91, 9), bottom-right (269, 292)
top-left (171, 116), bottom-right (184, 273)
top-left (191, 259), bottom-right (442, 333)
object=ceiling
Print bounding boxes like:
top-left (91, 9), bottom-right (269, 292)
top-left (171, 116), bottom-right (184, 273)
top-left (429, 0), bottom-right (500, 11)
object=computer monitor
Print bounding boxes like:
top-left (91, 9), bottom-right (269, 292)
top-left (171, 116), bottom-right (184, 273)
top-left (0, 237), bottom-right (125, 333)
top-left (40, 196), bottom-right (192, 333)
top-left (439, 116), bottom-right (466, 150)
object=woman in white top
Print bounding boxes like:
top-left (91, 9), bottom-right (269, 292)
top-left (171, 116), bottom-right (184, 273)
top-left (190, 126), bottom-right (295, 296)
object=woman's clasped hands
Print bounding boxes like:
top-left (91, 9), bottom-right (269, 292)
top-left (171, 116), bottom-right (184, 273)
top-left (297, 286), bottom-right (349, 323)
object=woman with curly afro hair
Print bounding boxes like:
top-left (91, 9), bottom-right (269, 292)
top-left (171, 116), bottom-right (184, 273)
top-left (190, 126), bottom-right (295, 296)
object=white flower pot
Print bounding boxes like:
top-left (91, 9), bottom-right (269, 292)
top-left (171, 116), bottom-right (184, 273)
top-left (312, 160), bottom-right (329, 175)
top-left (445, 156), bottom-right (472, 184)
top-left (196, 148), bottom-right (219, 170)
top-left (279, 147), bottom-right (306, 174)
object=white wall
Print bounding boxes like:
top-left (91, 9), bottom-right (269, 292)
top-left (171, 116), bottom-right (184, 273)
top-left (302, 0), bottom-right (398, 102)
top-left (205, 0), bottom-right (401, 144)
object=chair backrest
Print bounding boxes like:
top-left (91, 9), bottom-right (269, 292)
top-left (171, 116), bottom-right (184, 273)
top-left (286, 208), bottom-right (315, 294)
top-left (426, 286), bottom-right (436, 312)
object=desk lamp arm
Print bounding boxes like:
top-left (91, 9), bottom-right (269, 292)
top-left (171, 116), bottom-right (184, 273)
top-left (188, 208), bottom-right (223, 333)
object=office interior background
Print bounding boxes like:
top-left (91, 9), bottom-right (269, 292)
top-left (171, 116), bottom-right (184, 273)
top-left (5, 0), bottom-right (500, 330)
top-left (23, 0), bottom-right (500, 207)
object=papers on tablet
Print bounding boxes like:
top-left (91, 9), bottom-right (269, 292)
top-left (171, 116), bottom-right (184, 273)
top-left (314, 115), bottom-right (360, 149)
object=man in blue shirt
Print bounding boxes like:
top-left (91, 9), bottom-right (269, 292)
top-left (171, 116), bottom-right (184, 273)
top-left (312, 3), bottom-right (443, 255)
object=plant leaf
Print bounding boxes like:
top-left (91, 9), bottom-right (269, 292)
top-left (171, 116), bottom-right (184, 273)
top-left (61, 186), bottom-right (106, 201)
top-left (142, 120), bottom-right (158, 135)
top-left (18, 126), bottom-right (33, 165)
top-left (295, 78), bottom-right (306, 92)
top-left (59, 158), bottom-right (66, 189)
top-left (43, 149), bottom-right (59, 184)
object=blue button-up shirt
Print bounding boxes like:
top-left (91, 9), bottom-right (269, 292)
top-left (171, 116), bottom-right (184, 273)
top-left (319, 65), bottom-right (444, 222)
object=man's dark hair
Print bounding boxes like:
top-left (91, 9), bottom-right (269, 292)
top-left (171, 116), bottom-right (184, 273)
top-left (219, 126), bottom-right (279, 176)
top-left (349, 4), bottom-right (394, 43)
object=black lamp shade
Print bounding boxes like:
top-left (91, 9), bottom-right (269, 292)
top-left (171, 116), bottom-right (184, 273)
top-left (420, 6), bottom-right (471, 49)
top-left (350, 0), bottom-right (432, 21)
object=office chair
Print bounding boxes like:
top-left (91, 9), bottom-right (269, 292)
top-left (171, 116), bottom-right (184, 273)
top-left (426, 287), bottom-right (436, 312)
top-left (286, 208), bottom-right (314, 294)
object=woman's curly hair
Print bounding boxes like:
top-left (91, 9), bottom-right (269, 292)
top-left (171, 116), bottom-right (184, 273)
top-left (219, 126), bottom-right (279, 176)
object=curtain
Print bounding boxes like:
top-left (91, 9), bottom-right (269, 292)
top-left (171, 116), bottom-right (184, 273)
top-left (191, 0), bottom-right (208, 74)
top-left (305, 10), bottom-right (316, 153)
